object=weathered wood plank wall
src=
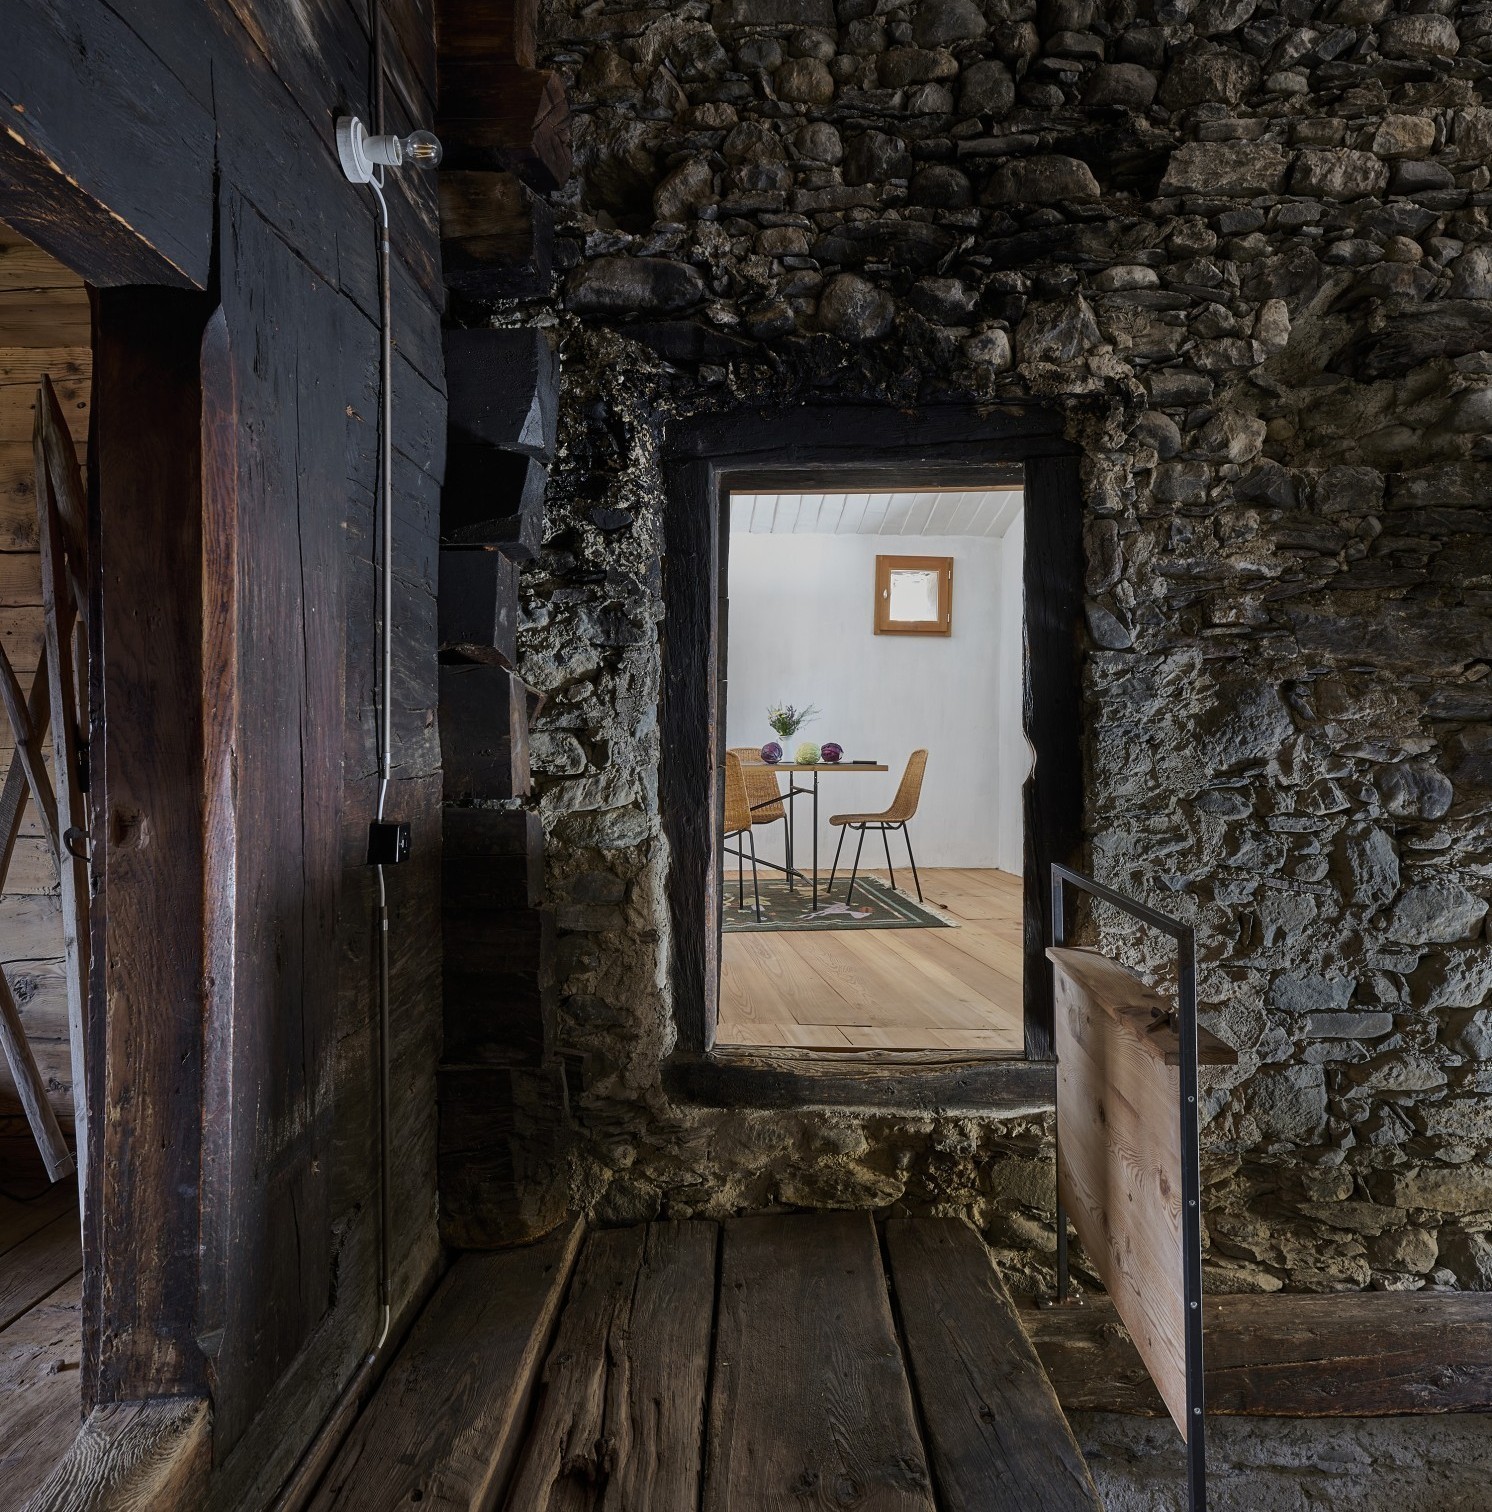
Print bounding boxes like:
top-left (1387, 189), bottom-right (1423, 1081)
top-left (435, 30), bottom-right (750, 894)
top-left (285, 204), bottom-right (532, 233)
top-left (1, 2), bottom-right (446, 1506)
top-left (0, 221), bottom-right (86, 1149)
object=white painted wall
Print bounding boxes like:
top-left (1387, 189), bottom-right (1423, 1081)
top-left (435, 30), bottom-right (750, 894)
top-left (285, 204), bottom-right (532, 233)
top-left (725, 530), bottom-right (1026, 873)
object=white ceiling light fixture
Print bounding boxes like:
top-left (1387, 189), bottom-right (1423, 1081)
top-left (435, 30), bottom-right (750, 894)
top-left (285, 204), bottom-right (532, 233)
top-left (336, 115), bottom-right (443, 184)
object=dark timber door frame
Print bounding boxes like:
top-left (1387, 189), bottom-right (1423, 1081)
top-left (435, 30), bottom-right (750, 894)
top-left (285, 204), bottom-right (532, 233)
top-left (659, 404), bottom-right (1083, 1112)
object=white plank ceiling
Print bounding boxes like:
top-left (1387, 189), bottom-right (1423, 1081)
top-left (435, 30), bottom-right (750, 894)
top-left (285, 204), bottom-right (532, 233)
top-left (728, 489), bottom-right (1025, 537)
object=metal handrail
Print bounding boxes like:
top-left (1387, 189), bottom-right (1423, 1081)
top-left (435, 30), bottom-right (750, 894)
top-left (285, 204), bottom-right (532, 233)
top-left (1050, 863), bottom-right (1207, 1512)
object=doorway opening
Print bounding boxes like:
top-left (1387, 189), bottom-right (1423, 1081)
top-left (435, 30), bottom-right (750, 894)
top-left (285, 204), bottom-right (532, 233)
top-left (718, 485), bottom-right (1028, 1056)
top-left (0, 216), bottom-right (89, 1503)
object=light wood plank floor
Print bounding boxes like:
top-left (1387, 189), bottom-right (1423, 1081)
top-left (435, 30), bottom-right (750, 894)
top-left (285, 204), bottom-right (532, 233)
top-left (718, 868), bottom-right (1024, 1053)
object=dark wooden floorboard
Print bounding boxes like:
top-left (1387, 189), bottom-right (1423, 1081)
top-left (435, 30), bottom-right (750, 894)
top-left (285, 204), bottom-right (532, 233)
top-left (0, 1273), bottom-right (82, 1507)
top-left (1025, 1291), bottom-right (1492, 1417)
top-left (503, 1220), bottom-right (717, 1511)
top-left (885, 1218), bottom-right (1100, 1512)
top-left (0, 1209), bottom-right (81, 1333)
top-left (308, 1219), bottom-right (583, 1511)
top-left (703, 1212), bottom-right (936, 1512)
top-left (0, 1184), bottom-right (75, 1258)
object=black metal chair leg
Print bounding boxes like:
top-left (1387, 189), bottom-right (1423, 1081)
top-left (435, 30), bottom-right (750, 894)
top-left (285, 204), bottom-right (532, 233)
top-left (902, 823), bottom-right (923, 902)
top-left (738, 839), bottom-right (745, 909)
top-left (748, 832), bottom-right (762, 922)
top-left (845, 826), bottom-right (868, 905)
top-left (827, 826), bottom-right (847, 894)
top-left (880, 825), bottom-right (897, 891)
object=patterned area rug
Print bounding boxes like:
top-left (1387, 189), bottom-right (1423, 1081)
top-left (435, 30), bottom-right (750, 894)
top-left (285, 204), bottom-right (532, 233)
top-left (722, 875), bottom-right (955, 932)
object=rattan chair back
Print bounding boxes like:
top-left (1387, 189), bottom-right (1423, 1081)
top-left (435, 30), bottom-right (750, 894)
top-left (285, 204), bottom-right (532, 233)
top-left (728, 747), bottom-right (787, 823)
top-left (883, 749), bottom-right (928, 823)
top-left (723, 751), bottom-right (753, 836)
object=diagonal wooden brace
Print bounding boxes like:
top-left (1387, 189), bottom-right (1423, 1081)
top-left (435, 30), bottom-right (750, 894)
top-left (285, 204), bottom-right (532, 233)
top-left (0, 639), bottom-right (60, 857)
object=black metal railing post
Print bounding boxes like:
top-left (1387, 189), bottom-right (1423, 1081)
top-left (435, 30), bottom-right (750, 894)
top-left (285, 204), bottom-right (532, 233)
top-left (1050, 863), bottom-right (1207, 1512)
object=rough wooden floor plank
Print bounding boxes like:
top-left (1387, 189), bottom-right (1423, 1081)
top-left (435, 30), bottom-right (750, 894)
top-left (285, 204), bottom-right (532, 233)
top-left (0, 1184), bottom-right (74, 1257)
top-left (885, 1219), bottom-right (1100, 1512)
top-left (21, 1396), bottom-right (209, 1511)
top-left (704, 1213), bottom-right (935, 1512)
top-left (0, 1211), bottom-right (80, 1331)
top-left (309, 1219), bottom-right (584, 1512)
top-left (504, 1220), bottom-right (717, 1511)
top-left (0, 1274), bottom-right (81, 1508)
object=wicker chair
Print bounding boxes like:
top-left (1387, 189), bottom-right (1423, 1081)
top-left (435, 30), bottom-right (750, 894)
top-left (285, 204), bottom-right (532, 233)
top-left (722, 751), bottom-right (762, 921)
top-left (727, 747), bottom-right (798, 886)
top-left (827, 749), bottom-right (928, 904)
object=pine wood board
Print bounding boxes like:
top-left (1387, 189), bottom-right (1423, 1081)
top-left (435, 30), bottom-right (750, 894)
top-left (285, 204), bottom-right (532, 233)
top-left (0, 551), bottom-right (42, 607)
top-left (1052, 951), bottom-right (1190, 1438)
top-left (0, 1212), bottom-right (81, 1332)
top-left (704, 1213), bottom-right (936, 1512)
top-left (2, 838), bottom-right (58, 894)
top-left (0, 897), bottom-right (64, 962)
top-left (713, 1019), bottom-right (856, 1049)
top-left (0, 1274), bottom-right (83, 1510)
top-left (885, 1219), bottom-right (1100, 1511)
top-left (504, 1222), bottom-right (717, 1511)
top-left (309, 1220), bottom-right (585, 1512)
top-left (0, 292), bottom-right (91, 351)
top-left (0, 226), bottom-right (82, 290)
top-left (0, 376), bottom-right (89, 444)
top-left (0, 606), bottom-right (44, 667)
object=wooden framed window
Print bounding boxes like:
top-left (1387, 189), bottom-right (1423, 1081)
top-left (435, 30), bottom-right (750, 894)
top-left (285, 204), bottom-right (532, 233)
top-left (875, 554), bottom-right (952, 636)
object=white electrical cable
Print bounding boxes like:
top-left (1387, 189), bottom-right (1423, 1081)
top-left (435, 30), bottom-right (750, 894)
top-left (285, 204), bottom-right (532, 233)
top-left (367, 169), bottom-right (395, 1355)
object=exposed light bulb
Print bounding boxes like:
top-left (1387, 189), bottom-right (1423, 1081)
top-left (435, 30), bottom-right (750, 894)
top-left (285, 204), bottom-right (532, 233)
top-left (400, 130), bottom-right (443, 169)
top-left (337, 116), bottom-right (444, 184)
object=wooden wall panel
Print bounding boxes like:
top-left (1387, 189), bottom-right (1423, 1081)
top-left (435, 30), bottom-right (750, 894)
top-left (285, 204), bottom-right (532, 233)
top-left (0, 220), bottom-right (84, 1135)
top-left (4, 2), bottom-right (446, 1506)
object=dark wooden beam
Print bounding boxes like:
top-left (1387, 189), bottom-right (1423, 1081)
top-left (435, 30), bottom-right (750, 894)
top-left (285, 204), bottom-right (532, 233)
top-left (444, 808), bottom-right (543, 912)
top-left (442, 448), bottom-right (547, 558)
top-left (444, 327), bottom-right (558, 459)
top-left (437, 0), bottom-right (539, 71)
top-left (437, 1065), bottom-right (570, 1248)
top-left (88, 286), bottom-right (213, 1404)
top-left (667, 1050), bottom-right (1056, 1114)
top-left (0, 0), bottom-right (213, 289)
top-left (1023, 1292), bottom-right (1492, 1417)
top-left (440, 662), bottom-right (532, 799)
top-left (440, 171), bottom-right (554, 302)
top-left (439, 547), bottom-right (519, 664)
top-left (437, 62), bottom-right (571, 191)
top-left (443, 904), bottom-right (551, 1066)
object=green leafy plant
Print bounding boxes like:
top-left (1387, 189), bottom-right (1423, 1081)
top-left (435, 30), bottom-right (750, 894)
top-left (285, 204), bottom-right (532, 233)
top-left (795, 741), bottom-right (821, 765)
top-left (767, 702), bottom-right (818, 740)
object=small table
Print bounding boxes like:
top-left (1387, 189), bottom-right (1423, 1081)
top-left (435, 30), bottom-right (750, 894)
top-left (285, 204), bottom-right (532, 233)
top-left (742, 761), bottom-right (889, 911)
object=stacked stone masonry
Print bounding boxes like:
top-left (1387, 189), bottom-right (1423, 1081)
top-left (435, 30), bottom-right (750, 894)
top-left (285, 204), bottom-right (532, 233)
top-left (463, 0), bottom-right (1492, 1293)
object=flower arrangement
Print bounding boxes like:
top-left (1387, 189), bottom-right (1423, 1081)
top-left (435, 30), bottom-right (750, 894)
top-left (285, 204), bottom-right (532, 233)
top-left (767, 702), bottom-right (818, 741)
top-left (795, 741), bottom-right (821, 765)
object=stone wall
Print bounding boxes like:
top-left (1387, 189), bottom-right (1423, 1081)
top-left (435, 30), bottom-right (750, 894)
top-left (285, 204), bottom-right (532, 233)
top-left (488, 0), bottom-right (1492, 1291)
